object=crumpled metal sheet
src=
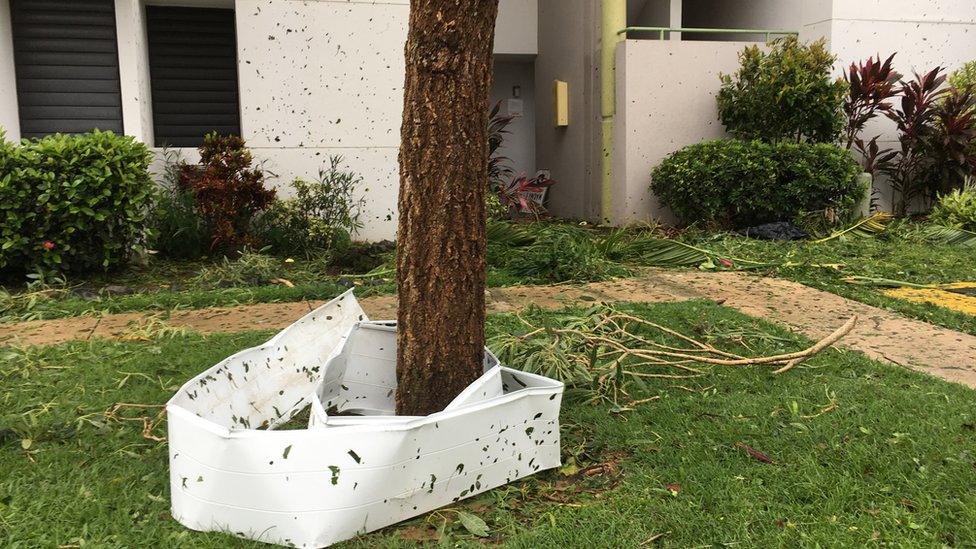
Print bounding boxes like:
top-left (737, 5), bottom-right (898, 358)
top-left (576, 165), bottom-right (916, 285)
top-left (167, 290), bottom-right (564, 547)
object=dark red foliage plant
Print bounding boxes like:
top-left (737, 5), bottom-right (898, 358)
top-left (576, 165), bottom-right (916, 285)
top-left (883, 68), bottom-right (948, 215)
top-left (844, 53), bottom-right (901, 150)
top-left (178, 133), bottom-right (276, 251)
top-left (923, 86), bottom-right (976, 196)
top-left (488, 100), bottom-right (516, 191)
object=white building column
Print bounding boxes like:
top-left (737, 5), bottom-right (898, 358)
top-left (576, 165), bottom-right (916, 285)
top-left (0, 0), bottom-right (21, 141)
top-left (115, 0), bottom-right (155, 144)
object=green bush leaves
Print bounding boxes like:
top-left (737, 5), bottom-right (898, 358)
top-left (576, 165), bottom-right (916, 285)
top-left (0, 129), bottom-right (153, 277)
top-left (930, 182), bottom-right (976, 232)
top-left (718, 36), bottom-right (847, 143)
top-left (651, 140), bottom-right (864, 228)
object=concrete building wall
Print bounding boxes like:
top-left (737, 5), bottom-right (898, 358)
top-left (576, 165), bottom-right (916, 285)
top-left (0, 0), bottom-right (19, 141)
top-left (535, 0), bottom-right (601, 221)
top-left (496, 0), bottom-right (538, 55)
top-left (491, 59), bottom-right (537, 178)
top-left (612, 39), bottom-right (757, 225)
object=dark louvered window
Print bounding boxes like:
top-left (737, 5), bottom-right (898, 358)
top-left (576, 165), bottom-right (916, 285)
top-left (146, 6), bottom-right (240, 147)
top-left (9, 0), bottom-right (124, 138)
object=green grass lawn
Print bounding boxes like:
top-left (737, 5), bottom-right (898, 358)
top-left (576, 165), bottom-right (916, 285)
top-left (2, 301), bottom-right (974, 547)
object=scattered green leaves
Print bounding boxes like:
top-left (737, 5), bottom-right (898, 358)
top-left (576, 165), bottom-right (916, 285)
top-left (455, 510), bottom-right (490, 537)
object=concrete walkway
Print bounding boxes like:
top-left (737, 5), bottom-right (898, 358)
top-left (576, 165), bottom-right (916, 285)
top-left (2, 270), bottom-right (975, 388)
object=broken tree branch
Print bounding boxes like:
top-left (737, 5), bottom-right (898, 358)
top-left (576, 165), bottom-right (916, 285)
top-left (773, 315), bottom-right (858, 374)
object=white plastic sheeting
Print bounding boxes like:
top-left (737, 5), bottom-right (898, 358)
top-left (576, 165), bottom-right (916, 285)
top-left (167, 290), bottom-right (564, 547)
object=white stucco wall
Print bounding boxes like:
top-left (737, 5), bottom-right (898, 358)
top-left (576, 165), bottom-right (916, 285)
top-left (232, 0), bottom-right (408, 240)
top-left (803, 1), bottom-right (976, 78)
top-left (496, 0), bottom-right (538, 55)
top-left (612, 39), bottom-right (759, 225)
top-left (0, 0), bottom-right (20, 141)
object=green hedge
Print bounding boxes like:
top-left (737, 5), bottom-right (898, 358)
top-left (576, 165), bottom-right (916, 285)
top-left (0, 130), bottom-right (154, 277)
top-left (651, 140), bottom-right (864, 228)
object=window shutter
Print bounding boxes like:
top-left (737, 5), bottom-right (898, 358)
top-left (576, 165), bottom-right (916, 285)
top-left (146, 6), bottom-right (241, 148)
top-left (10, 0), bottom-right (124, 138)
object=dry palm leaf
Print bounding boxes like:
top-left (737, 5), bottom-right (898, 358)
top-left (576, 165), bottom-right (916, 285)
top-left (812, 212), bottom-right (894, 243)
top-left (841, 276), bottom-right (936, 289)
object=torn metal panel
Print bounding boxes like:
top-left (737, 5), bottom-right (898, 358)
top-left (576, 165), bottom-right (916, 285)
top-left (167, 290), bottom-right (564, 547)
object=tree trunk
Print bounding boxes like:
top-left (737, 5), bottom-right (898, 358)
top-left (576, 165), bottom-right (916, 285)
top-left (395, 0), bottom-right (500, 416)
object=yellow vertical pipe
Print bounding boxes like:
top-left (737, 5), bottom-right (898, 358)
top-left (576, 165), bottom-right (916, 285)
top-left (601, 0), bottom-right (626, 224)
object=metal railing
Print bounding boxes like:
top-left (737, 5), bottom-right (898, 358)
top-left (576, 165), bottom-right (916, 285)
top-left (618, 26), bottom-right (799, 42)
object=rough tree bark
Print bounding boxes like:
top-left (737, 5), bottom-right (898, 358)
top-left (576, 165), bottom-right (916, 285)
top-left (396, 0), bottom-right (500, 416)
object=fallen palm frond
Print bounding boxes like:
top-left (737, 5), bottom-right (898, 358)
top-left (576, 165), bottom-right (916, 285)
top-left (597, 228), bottom-right (769, 269)
top-left (490, 305), bottom-right (856, 408)
top-left (504, 228), bottom-right (633, 283)
top-left (486, 219), bottom-right (537, 247)
top-left (487, 221), bottom-right (770, 278)
top-left (841, 276), bottom-right (937, 289)
top-left (602, 231), bottom-right (710, 267)
top-left (812, 212), bottom-right (894, 244)
top-left (918, 225), bottom-right (976, 247)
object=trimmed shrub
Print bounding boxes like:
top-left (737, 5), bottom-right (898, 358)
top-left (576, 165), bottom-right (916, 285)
top-left (775, 142), bottom-right (866, 218)
top-left (718, 36), bottom-right (847, 143)
top-left (651, 140), bottom-right (864, 228)
top-left (650, 140), bottom-right (777, 227)
top-left (0, 130), bottom-right (154, 277)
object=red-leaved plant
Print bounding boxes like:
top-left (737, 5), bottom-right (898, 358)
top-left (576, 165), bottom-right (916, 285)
top-left (497, 173), bottom-right (556, 218)
top-left (844, 54), bottom-right (901, 151)
top-left (179, 133), bottom-right (276, 251)
top-left (923, 87), bottom-right (976, 197)
top-left (488, 100), bottom-right (516, 192)
top-left (883, 68), bottom-right (948, 215)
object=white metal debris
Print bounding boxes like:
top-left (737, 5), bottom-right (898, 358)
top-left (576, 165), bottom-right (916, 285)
top-left (167, 290), bottom-right (564, 547)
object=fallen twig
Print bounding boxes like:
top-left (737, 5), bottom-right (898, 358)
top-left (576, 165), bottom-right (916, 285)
top-left (104, 403), bottom-right (167, 442)
top-left (734, 441), bottom-right (774, 464)
top-left (773, 316), bottom-right (857, 374)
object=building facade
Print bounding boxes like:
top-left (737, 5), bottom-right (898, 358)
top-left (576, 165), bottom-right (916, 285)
top-left (1, 0), bottom-right (974, 239)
